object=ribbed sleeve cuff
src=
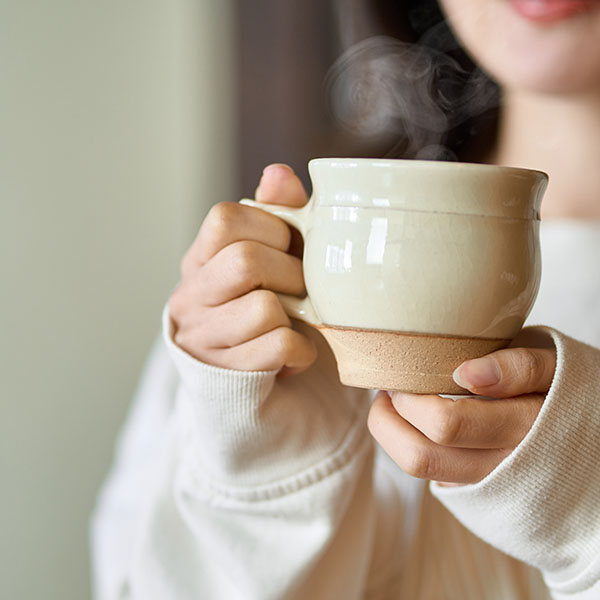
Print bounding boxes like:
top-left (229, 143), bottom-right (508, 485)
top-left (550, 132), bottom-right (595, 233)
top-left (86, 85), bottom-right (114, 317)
top-left (431, 327), bottom-right (600, 598)
top-left (162, 304), bottom-right (278, 401)
top-left (161, 305), bottom-right (371, 490)
top-left (551, 580), bottom-right (600, 600)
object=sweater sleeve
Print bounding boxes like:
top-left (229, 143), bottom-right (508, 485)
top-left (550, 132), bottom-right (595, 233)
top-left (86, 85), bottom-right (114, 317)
top-left (90, 333), bottom-right (180, 600)
top-left (92, 306), bottom-right (381, 600)
top-left (430, 327), bottom-right (600, 600)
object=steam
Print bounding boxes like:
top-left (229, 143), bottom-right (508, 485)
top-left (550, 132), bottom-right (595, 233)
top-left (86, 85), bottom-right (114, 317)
top-left (325, 31), bottom-right (499, 160)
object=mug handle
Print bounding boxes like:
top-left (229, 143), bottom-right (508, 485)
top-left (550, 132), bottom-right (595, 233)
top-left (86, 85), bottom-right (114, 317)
top-left (239, 198), bottom-right (321, 327)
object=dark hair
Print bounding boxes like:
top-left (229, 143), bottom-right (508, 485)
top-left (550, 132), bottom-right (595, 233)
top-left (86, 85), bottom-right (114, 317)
top-left (326, 0), bottom-right (500, 162)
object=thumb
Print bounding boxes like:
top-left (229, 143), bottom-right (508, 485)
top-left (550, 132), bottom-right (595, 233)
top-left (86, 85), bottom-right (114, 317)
top-left (255, 163), bottom-right (309, 207)
top-left (453, 347), bottom-right (557, 398)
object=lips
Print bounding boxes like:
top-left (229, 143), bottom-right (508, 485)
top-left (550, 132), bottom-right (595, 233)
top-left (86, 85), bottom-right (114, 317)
top-left (508, 0), bottom-right (599, 22)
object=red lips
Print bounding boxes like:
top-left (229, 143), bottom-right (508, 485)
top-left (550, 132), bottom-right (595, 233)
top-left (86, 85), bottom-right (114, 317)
top-left (508, 0), bottom-right (598, 22)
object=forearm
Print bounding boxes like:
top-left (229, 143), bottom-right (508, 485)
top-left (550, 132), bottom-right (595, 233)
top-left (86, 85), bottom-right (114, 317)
top-left (90, 336), bottom-right (179, 600)
top-left (431, 327), bottom-right (600, 599)
top-left (93, 307), bottom-right (378, 599)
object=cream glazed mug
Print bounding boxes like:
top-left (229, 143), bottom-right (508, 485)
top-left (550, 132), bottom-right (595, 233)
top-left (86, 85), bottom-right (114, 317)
top-left (241, 158), bottom-right (548, 394)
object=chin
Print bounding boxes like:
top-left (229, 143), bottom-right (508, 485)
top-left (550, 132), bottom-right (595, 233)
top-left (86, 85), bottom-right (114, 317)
top-left (440, 0), bottom-right (600, 95)
top-left (478, 43), bottom-right (600, 95)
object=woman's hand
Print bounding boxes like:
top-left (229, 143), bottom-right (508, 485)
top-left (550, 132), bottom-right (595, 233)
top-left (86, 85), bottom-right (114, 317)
top-left (367, 346), bottom-right (557, 484)
top-left (168, 164), bottom-right (317, 374)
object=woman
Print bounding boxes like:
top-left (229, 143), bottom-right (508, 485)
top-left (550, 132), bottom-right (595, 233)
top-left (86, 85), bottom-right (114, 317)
top-left (92, 1), bottom-right (600, 598)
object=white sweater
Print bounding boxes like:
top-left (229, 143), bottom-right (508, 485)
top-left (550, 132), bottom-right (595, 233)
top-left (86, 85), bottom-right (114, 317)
top-left (91, 220), bottom-right (600, 599)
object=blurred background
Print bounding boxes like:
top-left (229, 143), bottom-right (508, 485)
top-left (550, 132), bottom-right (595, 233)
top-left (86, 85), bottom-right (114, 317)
top-left (1, 1), bottom-right (233, 598)
top-left (1, 1), bottom-right (365, 598)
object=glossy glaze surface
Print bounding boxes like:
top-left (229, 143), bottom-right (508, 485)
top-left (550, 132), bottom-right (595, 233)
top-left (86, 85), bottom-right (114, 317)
top-left (304, 208), bottom-right (540, 338)
top-left (242, 158), bottom-right (547, 340)
top-left (309, 158), bottom-right (546, 218)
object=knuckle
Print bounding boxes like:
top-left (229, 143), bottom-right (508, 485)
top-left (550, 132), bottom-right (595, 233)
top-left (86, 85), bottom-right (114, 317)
top-left (252, 290), bottom-right (284, 322)
top-left (168, 286), bottom-right (186, 319)
top-left (272, 327), bottom-right (295, 356)
top-left (431, 406), bottom-right (462, 446)
top-left (511, 348), bottom-right (543, 387)
top-left (206, 202), bottom-right (239, 237)
top-left (174, 327), bottom-right (210, 363)
top-left (403, 446), bottom-right (437, 480)
top-left (186, 203), bottom-right (242, 269)
top-left (229, 242), bottom-right (261, 286)
top-left (173, 329), bottom-right (191, 352)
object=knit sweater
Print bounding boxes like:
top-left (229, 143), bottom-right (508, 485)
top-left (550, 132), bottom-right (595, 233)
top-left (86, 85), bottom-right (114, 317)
top-left (91, 220), bottom-right (600, 599)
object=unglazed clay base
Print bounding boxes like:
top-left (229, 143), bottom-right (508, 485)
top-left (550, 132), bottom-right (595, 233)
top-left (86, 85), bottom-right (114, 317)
top-left (317, 325), bottom-right (510, 394)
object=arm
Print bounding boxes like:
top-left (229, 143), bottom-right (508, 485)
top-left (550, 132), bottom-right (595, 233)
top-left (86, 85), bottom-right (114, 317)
top-left (91, 165), bottom-right (404, 599)
top-left (90, 335), bottom-right (179, 599)
top-left (369, 327), bottom-right (600, 599)
top-left (431, 329), bottom-right (600, 600)
top-left (91, 309), bottom-right (375, 600)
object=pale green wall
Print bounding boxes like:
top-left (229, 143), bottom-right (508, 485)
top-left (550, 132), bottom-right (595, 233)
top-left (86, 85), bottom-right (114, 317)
top-left (0, 1), bottom-right (236, 598)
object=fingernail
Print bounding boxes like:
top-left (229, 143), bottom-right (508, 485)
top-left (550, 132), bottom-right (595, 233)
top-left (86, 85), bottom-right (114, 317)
top-left (255, 164), bottom-right (293, 201)
top-left (263, 163), bottom-right (293, 176)
top-left (453, 356), bottom-right (501, 389)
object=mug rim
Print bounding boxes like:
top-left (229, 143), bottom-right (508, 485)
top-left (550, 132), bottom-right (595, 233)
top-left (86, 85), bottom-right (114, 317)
top-left (308, 157), bottom-right (548, 182)
top-left (307, 157), bottom-right (548, 219)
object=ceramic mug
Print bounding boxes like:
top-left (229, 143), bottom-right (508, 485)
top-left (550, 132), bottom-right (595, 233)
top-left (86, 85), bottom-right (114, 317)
top-left (241, 158), bottom-right (548, 393)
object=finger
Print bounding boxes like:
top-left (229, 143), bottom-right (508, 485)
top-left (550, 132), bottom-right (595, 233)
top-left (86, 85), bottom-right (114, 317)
top-left (368, 393), bottom-right (509, 484)
top-left (389, 391), bottom-right (544, 449)
top-left (178, 290), bottom-right (291, 349)
top-left (453, 347), bottom-right (556, 398)
top-left (184, 202), bottom-right (292, 271)
top-left (200, 326), bottom-right (318, 372)
top-left (255, 163), bottom-right (309, 207)
top-left (277, 366), bottom-right (307, 379)
top-left (257, 164), bottom-right (308, 260)
top-left (198, 240), bottom-right (305, 306)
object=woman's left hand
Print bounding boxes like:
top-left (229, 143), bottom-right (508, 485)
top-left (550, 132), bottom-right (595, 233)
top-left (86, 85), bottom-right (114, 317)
top-left (367, 346), bottom-right (557, 485)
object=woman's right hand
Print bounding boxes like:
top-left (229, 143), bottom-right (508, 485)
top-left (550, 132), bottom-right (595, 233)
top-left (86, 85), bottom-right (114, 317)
top-left (168, 164), bottom-right (318, 374)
